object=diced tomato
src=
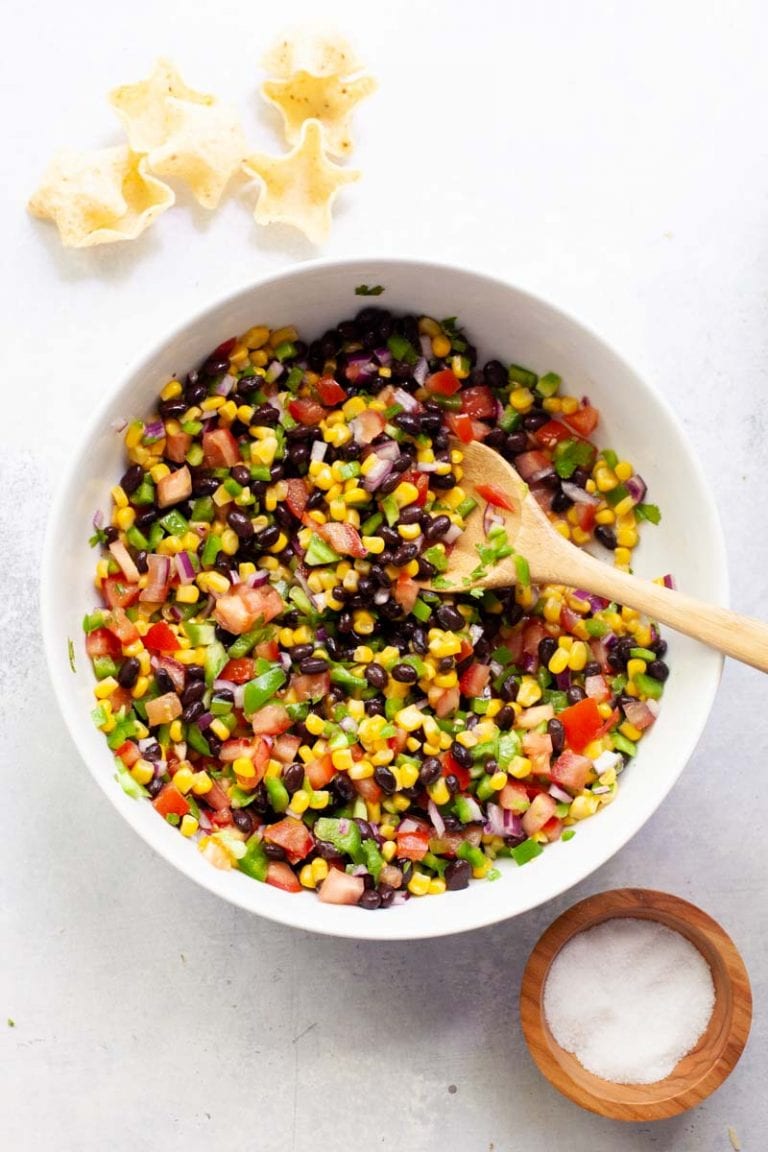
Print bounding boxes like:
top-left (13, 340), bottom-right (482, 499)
top-left (144, 621), bottom-right (178, 655)
top-left (318, 522), bottom-right (365, 558)
top-left (541, 816), bottom-right (563, 843)
top-left (514, 450), bottom-right (553, 482)
top-left (475, 483), bottom-right (516, 512)
top-left (273, 733), bottom-right (301, 763)
top-left (285, 478), bottom-right (310, 520)
top-left (460, 384), bottom-right (497, 419)
top-left (152, 783), bottom-right (190, 819)
top-left (220, 737), bottom-right (270, 779)
top-left (109, 687), bottom-right (134, 713)
top-left (387, 729), bottom-right (409, 754)
top-left (351, 409), bottom-right (386, 444)
top-left (409, 471), bottom-right (430, 506)
top-left (458, 662), bottom-right (491, 697)
top-left (209, 810), bottom-right (234, 829)
top-left (559, 696), bottom-right (603, 753)
top-left (442, 751), bottom-right (470, 792)
top-left (201, 780), bottom-right (230, 811)
top-left (104, 607), bottom-right (140, 645)
top-left (85, 627), bottom-right (122, 659)
top-left (317, 868), bottom-right (364, 904)
top-left (254, 638), bottom-right (280, 662)
top-left (290, 671), bottom-right (331, 701)
top-left (622, 699), bottom-right (656, 731)
top-left (521, 792), bottom-right (557, 836)
top-left (156, 466), bottom-right (192, 509)
top-left (595, 708), bottom-right (620, 740)
top-left (101, 576), bottom-right (140, 610)
top-left (558, 605), bottom-right (582, 635)
top-left (521, 620), bottom-right (547, 669)
top-left (551, 749), bottom-right (593, 794)
top-left (432, 686), bottom-right (459, 718)
top-left (251, 704), bottom-right (292, 736)
top-left (315, 376), bottom-right (347, 406)
top-left (214, 584), bottom-right (284, 635)
top-left (425, 368), bottom-right (461, 396)
top-left (584, 674), bottom-right (611, 703)
top-left (530, 483), bottom-right (554, 513)
top-left (221, 657), bottom-right (256, 684)
top-left (202, 427), bottom-right (241, 468)
top-left (115, 740), bottom-right (141, 768)
top-left (563, 404), bottom-right (600, 438)
top-left (446, 411), bottom-right (489, 444)
top-left (145, 692), bottom-right (183, 727)
top-left (516, 704), bottom-right (555, 730)
top-left (165, 431), bottom-right (192, 463)
top-left (288, 398), bottom-right (327, 426)
top-left (589, 638), bottom-right (612, 675)
top-left (522, 731), bottom-right (554, 759)
top-left (211, 337), bottom-right (236, 360)
top-left (396, 828), bottom-right (430, 861)
top-left (266, 861), bottom-right (302, 893)
top-left (392, 572), bottom-right (420, 613)
top-left (498, 780), bottom-right (530, 813)
top-left (306, 753), bottom-right (335, 789)
top-left (263, 818), bottom-right (314, 864)
top-left (352, 777), bottom-right (382, 804)
top-left (534, 420), bottom-right (573, 450)
top-left (154, 655), bottom-right (185, 693)
top-left (572, 502), bottom-right (596, 533)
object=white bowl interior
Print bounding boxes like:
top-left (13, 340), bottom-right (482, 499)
top-left (41, 259), bottom-right (726, 940)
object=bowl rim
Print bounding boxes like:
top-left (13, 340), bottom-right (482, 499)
top-left (519, 887), bottom-right (752, 1119)
top-left (40, 256), bottom-right (728, 940)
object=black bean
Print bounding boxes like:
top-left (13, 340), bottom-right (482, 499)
top-left (379, 472), bottom-right (402, 496)
top-left (571, 467), bottom-right (591, 488)
top-left (523, 411), bottom-right (549, 432)
top-left (483, 428), bottom-right (506, 451)
top-left (538, 636), bottom-right (558, 666)
top-left (263, 843), bottom-right (287, 860)
top-left (583, 661), bottom-right (601, 677)
top-left (117, 657), bottom-right (140, 689)
top-left (653, 637), bottom-right (668, 658)
top-left (154, 668), bottom-right (174, 695)
top-left (364, 663), bottom-right (388, 689)
top-left (232, 808), bottom-right (253, 834)
top-left (399, 505), bottom-right (423, 526)
top-left (120, 464), bottom-right (144, 495)
top-left (159, 398), bottom-right (187, 418)
top-left (506, 603), bottom-right (524, 627)
top-left (444, 774), bottom-right (460, 796)
top-left (134, 550), bottom-right (149, 574)
top-left (187, 664), bottom-right (206, 681)
top-left (102, 526), bottom-right (119, 544)
top-left (227, 509), bottom-right (254, 539)
top-left (392, 663), bottom-right (418, 683)
top-left (505, 431), bottom-right (529, 456)
top-left (142, 742), bottom-right (163, 763)
top-left (202, 353), bottom-right (230, 377)
top-left (483, 360), bottom-right (507, 389)
top-left (647, 660), bottom-right (669, 682)
top-left (255, 524), bottom-right (280, 549)
top-left (444, 859), bottom-right (472, 891)
top-left (501, 674), bottom-right (519, 702)
top-left (231, 464), bottom-right (251, 487)
top-left (438, 656), bottom-right (455, 673)
top-left (417, 558), bottom-right (436, 580)
top-left (252, 403), bottom-right (280, 426)
top-left (314, 839), bottom-right (344, 860)
top-left (330, 773), bottom-right (356, 804)
top-left (548, 718), bottom-right (565, 756)
top-left (300, 657), bottom-right (329, 675)
top-left (431, 472), bottom-right (456, 490)
top-left (291, 643), bottom-right (314, 661)
top-left (392, 543), bottom-right (418, 567)
top-left (182, 700), bottom-right (205, 723)
top-left (282, 762), bottom-right (306, 794)
top-left (374, 765), bottom-right (398, 794)
top-left (185, 380), bottom-right (207, 407)
top-left (496, 704), bottom-right (517, 730)
top-left (181, 679), bottom-right (206, 707)
top-left (358, 889), bottom-right (382, 910)
top-left (450, 742), bottom-right (472, 769)
top-left (378, 884), bottom-right (396, 908)
top-left (566, 686), bottom-right (586, 705)
top-left (419, 757), bottom-right (442, 786)
top-left (364, 697), bottom-right (386, 717)
top-left (192, 474), bottom-right (219, 497)
top-left (551, 488), bottom-right (573, 513)
top-left (595, 525), bottom-right (617, 550)
top-left (435, 604), bottom-right (464, 632)
top-left (146, 776), bottom-right (165, 798)
top-left (249, 783), bottom-right (269, 814)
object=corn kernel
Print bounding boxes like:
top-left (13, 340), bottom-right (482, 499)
top-left (508, 755), bottom-right (532, 779)
top-left (617, 529), bottom-right (638, 549)
top-left (431, 334), bottom-right (451, 358)
top-left (627, 658), bottom-right (647, 679)
top-left (509, 387), bottom-right (534, 412)
top-left (560, 396), bottom-right (579, 415)
top-left (428, 878), bottom-right (447, 896)
top-left (595, 468), bottom-right (618, 493)
top-left (353, 610), bottom-right (375, 635)
top-left (393, 481), bottom-right (419, 507)
top-left (427, 777), bottom-right (450, 805)
top-left (547, 648), bottom-right (570, 676)
top-left (619, 721), bottom-right (643, 741)
top-left (331, 748), bottom-right (353, 772)
top-left (568, 641), bottom-right (588, 672)
top-left (489, 771), bottom-right (508, 791)
top-left (191, 772), bottom-right (213, 796)
top-left (299, 864), bottom-right (316, 889)
top-left (595, 508), bottom-right (615, 525)
top-left (614, 546), bottom-right (632, 566)
top-left (570, 794), bottom-right (599, 820)
top-left (288, 790), bottom-right (310, 815)
top-left (93, 677), bottom-right (118, 700)
top-left (407, 871), bottom-right (431, 896)
top-left (130, 759), bottom-right (155, 786)
top-left (209, 718), bottom-right (230, 742)
top-left (173, 766), bottom-right (195, 794)
top-left (175, 584), bottom-right (199, 604)
top-left (349, 760), bottom-right (374, 780)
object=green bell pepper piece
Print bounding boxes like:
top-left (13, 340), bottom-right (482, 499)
top-left (238, 835), bottom-right (269, 881)
top-left (314, 817), bottom-right (363, 862)
top-left (243, 668), bottom-right (287, 716)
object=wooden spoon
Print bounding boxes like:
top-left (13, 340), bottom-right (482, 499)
top-left (426, 440), bottom-right (768, 672)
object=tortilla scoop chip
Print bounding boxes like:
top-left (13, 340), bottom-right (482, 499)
top-left (262, 29), bottom-right (363, 79)
top-left (148, 97), bottom-right (247, 209)
top-left (261, 71), bottom-right (376, 157)
top-left (242, 118), bottom-right (360, 245)
top-left (28, 147), bottom-right (174, 248)
top-left (110, 57), bottom-right (215, 152)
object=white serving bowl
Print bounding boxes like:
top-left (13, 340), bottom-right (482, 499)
top-left (41, 258), bottom-right (726, 940)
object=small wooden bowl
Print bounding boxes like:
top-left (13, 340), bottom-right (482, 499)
top-left (520, 888), bottom-right (752, 1121)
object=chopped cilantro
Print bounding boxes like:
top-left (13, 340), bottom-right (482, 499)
top-left (562, 829), bottom-right (576, 842)
top-left (7, 1018), bottom-right (15, 1028)
top-left (67, 638), bottom-right (76, 673)
top-left (553, 438), bottom-right (596, 479)
top-left (88, 527), bottom-right (108, 548)
top-left (635, 502), bottom-right (661, 525)
top-left (432, 575), bottom-right (455, 590)
top-left (354, 284), bottom-right (385, 296)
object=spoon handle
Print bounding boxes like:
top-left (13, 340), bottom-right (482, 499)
top-left (554, 549), bottom-right (768, 672)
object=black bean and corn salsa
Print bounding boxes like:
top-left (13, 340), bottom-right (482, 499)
top-left (85, 304), bottom-right (669, 909)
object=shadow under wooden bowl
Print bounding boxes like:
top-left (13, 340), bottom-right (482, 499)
top-left (519, 888), bottom-right (752, 1121)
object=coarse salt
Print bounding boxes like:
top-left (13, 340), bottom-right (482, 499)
top-left (543, 917), bottom-right (715, 1084)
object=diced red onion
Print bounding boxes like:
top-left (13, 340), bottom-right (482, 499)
top-left (397, 817), bottom-right (425, 834)
top-left (152, 655), bottom-right (186, 693)
top-left (197, 712), bottom-right (213, 731)
top-left (555, 670), bottom-right (572, 691)
top-left (372, 439), bottom-right (401, 462)
top-left (140, 554), bottom-right (171, 602)
top-left (374, 347), bottom-right (392, 365)
top-left (373, 589), bottom-right (390, 606)
top-left (173, 742), bottom-right (187, 761)
top-left (419, 334), bottom-right (433, 359)
top-left (460, 796), bottom-right (484, 824)
top-left (110, 417), bottom-right (128, 433)
top-left (213, 679), bottom-right (237, 693)
top-left (626, 474), bottom-right (647, 503)
top-left (529, 465), bottom-right (555, 482)
top-left (363, 457), bottom-right (394, 492)
top-left (199, 409), bottom-right (218, 421)
top-left (294, 568), bottom-right (318, 608)
top-left (443, 524), bottom-right (462, 545)
top-left (310, 440), bottom-right (328, 463)
top-left (484, 803), bottom-right (522, 837)
top-left (143, 419), bottom-right (164, 441)
top-left (392, 387), bottom-right (420, 413)
top-left (428, 799), bottom-right (446, 838)
top-left (415, 461), bottom-right (440, 473)
top-left (483, 503), bottom-right (504, 536)
top-left (593, 750), bottom-right (623, 774)
top-left (469, 624), bottom-right (484, 645)
top-left (391, 891), bottom-right (408, 906)
top-left (548, 783), bottom-right (573, 804)
top-left (265, 360), bottom-right (284, 384)
top-left (646, 698), bottom-right (661, 718)
top-left (214, 373), bottom-right (236, 397)
top-left (340, 716), bottom-right (357, 734)
top-left (574, 589), bottom-right (609, 612)
top-left (495, 398), bottom-right (505, 421)
top-left (278, 652), bottom-right (291, 672)
top-left (92, 509), bottom-right (103, 530)
top-left (663, 573), bottom-right (677, 590)
top-left (622, 699), bottom-right (656, 730)
top-left (246, 569), bottom-right (269, 588)
top-left (266, 393), bottom-right (284, 413)
top-left (234, 685), bottom-right (245, 711)
top-left (109, 540), bottom-right (140, 583)
top-left (561, 482), bottom-right (600, 506)
top-left (413, 357), bottom-right (429, 386)
top-left (175, 550), bottom-right (196, 585)
top-left (584, 674), bottom-right (609, 700)
top-left (197, 809), bottom-right (212, 832)
top-left (521, 653), bottom-right (538, 674)
top-left (137, 737), bottom-right (155, 752)
top-left (490, 660), bottom-right (503, 678)
top-left (592, 785), bottom-right (611, 795)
